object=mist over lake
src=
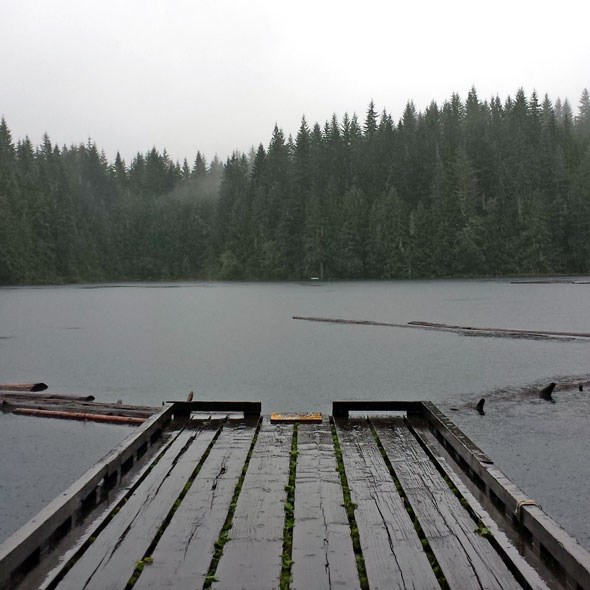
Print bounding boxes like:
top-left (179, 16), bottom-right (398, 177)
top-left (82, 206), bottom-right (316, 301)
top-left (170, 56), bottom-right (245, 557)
top-left (1, 279), bottom-right (589, 548)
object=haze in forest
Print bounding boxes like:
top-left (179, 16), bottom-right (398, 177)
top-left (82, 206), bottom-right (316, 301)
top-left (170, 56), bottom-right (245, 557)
top-left (1, 87), bottom-right (589, 284)
top-left (1, 0), bottom-right (589, 164)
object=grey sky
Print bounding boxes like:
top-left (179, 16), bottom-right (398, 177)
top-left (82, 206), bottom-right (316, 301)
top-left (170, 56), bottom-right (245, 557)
top-left (1, 0), bottom-right (588, 166)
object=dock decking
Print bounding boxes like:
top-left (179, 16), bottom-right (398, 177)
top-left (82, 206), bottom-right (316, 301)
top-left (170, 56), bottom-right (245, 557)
top-left (2, 401), bottom-right (590, 590)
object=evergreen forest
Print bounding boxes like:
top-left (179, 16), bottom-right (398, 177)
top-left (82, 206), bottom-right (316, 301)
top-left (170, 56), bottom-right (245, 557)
top-left (1, 87), bottom-right (590, 284)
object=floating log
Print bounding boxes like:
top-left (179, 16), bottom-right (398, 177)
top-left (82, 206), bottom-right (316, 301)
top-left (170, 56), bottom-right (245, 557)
top-left (0, 391), bottom-right (95, 402)
top-left (511, 279), bottom-right (590, 284)
top-left (1, 398), bottom-right (157, 418)
top-left (407, 321), bottom-right (590, 339)
top-left (12, 407), bottom-right (146, 425)
top-left (0, 382), bottom-right (48, 392)
top-left (293, 315), bottom-right (590, 340)
top-left (293, 315), bottom-right (407, 329)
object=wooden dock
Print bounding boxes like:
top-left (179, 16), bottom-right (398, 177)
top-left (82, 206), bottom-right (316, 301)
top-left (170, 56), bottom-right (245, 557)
top-left (1, 401), bottom-right (589, 590)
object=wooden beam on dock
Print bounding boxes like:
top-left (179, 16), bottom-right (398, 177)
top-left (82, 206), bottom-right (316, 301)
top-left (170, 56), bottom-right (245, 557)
top-left (55, 422), bottom-right (221, 590)
top-left (270, 412), bottom-right (323, 423)
top-left (4, 403), bottom-right (590, 590)
top-left (0, 406), bottom-right (174, 590)
top-left (168, 400), bottom-right (262, 417)
top-left (372, 417), bottom-right (520, 589)
top-left (332, 400), bottom-right (424, 418)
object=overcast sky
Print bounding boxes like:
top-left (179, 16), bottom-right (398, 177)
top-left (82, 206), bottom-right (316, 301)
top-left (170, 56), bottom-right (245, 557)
top-left (1, 0), bottom-right (588, 165)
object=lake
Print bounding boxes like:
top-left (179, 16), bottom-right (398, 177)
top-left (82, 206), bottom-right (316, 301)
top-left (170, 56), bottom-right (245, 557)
top-left (1, 279), bottom-right (589, 548)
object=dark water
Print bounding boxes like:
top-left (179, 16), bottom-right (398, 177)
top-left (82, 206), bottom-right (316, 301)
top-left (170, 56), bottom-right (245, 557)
top-left (1, 279), bottom-right (589, 547)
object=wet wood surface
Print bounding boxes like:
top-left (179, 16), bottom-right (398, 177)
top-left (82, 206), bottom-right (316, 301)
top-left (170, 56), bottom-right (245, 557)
top-left (213, 421), bottom-right (293, 590)
top-left (372, 417), bottom-right (521, 589)
top-left (134, 417), bottom-right (259, 590)
top-left (55, 422), bottom-right (220, 590)
top-left (1, 394), bottom-right (158, 419)
top-left (292, 422), bottom-right (360, 590)
top-left (39, 415), bottom-right (549, 590)
top-left (0, 383), bottom-right (47, 392)
top-left (334, 417), bottom-right (440, 590)
top-left (409, 420), bottom-right (551, 590)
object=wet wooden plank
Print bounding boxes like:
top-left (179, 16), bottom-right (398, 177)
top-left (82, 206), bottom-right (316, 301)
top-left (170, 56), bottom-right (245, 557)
top-left (372, 417), bottom-right (522, 589)
top-left (409, 420), bottom-right (550, 590)
top-left (334, 417), bottom-right (439, 590)
top-left (214, 420), bottom-right (292, 590)
top-left (332, 400), bottom-right (423, 418)
top-left (292, 422), bottom-right (360, 590)
top-left (55, 423), bottom-right (220, 590)
top-left (170, 400), bottom-right (261, 416)
top-left (133, 418), bottom-right (259, 590)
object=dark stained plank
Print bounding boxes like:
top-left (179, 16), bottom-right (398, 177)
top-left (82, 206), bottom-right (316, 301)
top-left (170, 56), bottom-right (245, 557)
top-left (133, 417), bottom-right (259, 590)
top-left (372, 417), bottom-right (522, 589)
top-left (292, 422), bottom-right (360, 590)
top-left (55, 422), bottom-right (220, 590)
top-left (334, 417), bottom-right (439, 590)
top-left (169, 400), bottom-right (261, 416)
top-left (409, 420), bottom-right (550, 590)
top-left (214, 420), bottom-right (293, 590)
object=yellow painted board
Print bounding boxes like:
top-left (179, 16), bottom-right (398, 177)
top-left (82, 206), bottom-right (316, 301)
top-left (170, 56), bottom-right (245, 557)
top-left (270, 412), bottom-right (323, 424)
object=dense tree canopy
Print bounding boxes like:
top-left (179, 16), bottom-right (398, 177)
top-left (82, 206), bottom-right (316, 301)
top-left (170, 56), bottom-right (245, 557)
top-left (1, 87), bottom-right (589, 284)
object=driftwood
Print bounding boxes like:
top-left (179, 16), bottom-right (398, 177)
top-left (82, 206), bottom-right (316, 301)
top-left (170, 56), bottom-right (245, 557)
top-left (1, 397), bottom-right (159, 420)
top-left (475, 398), bottom-right (485, 415)
top-left (511, 279), bottom-right (590, 284)
top-left (0, 391), bottom-right (95, 402)
top-left (539, 382), bottom-right (556, 402)
top-left (408, 321), bottom-right (590, 340)
top-left (11, 407), bottom-right (146, 425)
top-left (0, 382), bottom-right (48, 392)
top-left (293, 316), bottom-right (589, 341)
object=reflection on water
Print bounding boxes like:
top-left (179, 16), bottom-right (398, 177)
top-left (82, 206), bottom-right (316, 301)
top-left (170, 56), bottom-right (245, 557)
top-left (0, 413), bottom-right (131, 542)
top-left (443, 381), bottom-right (590, 551)
top-left (0, 279), bottom-right (589, 546)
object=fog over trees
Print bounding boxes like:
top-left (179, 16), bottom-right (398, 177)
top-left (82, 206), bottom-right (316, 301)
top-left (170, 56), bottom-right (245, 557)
top-left (1, 87), bottom-right (590, 284)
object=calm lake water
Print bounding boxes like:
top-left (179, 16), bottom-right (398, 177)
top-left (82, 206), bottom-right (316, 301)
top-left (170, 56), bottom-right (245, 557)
top-left (1, 279), bottom-right (589, 548)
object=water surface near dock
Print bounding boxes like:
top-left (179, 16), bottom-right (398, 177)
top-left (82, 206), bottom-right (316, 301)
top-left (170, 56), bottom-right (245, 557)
top-left (1, 278), bottom-right (589, 547)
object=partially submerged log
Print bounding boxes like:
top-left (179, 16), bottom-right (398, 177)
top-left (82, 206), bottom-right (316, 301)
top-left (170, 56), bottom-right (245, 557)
top-left (476, 398), bottom-right (486, 415)
top-left (0, 391), bottom-right (94, 402)
top-left (1, 398), bottom-right (157, 418)
top-left (12, 407), bottom-right (146, 425)
top-left (293, 315), bottom-right (589, 341)
top-left (0, 382), bottom-right (48, 392)
top-left (540, 382), bottom-right (556, 402)
top-left (408, 321), bottom-right (590, 340)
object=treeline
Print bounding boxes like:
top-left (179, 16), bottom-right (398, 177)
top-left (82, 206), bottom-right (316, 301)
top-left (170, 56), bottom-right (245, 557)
top-left (1, 87), bottom-right (590, 284)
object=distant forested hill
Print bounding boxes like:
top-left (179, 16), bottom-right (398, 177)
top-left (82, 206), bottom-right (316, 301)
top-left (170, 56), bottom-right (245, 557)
top-left (1, 87), bottom-right (589, 283)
